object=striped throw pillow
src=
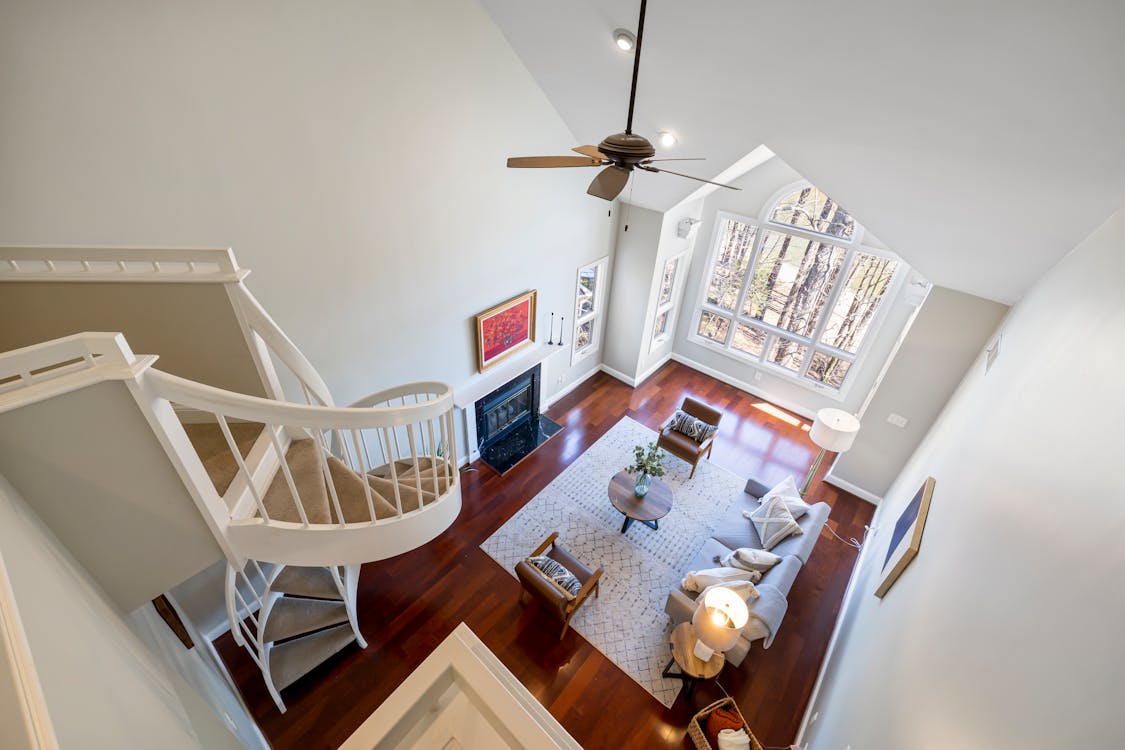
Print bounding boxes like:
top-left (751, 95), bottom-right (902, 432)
top-left (668, 409), bottom-right (717, 443)
top-left (528, 555), bottom-right (582, 597)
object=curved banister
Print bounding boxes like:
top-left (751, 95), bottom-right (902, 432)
top-left (148, 370), bottom-right (452, 430)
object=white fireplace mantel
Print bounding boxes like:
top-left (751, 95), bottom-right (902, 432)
top-left (453, 343), bottom-right (564, 410)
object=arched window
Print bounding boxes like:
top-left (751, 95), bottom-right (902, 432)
top-left (693, 184), bottom-right (901, 391)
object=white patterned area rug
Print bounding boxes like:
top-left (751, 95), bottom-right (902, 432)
top-left (481, 416), bottom-right (747, 707)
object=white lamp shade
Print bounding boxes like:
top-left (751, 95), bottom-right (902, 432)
top-left (691, 587), bottom-right (749, 654)
top-left (809, 408), bottom-right (860, 453)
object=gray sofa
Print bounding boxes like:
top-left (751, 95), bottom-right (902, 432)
top-left (663, 477), bottom-right (829, 666)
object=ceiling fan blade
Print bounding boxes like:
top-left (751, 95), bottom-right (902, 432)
top-left (573, 145), bottom-right (608, 160)
top-left (642, 157), bottom-right (705, 163)
top-left (639, 165), bottom-right (740, 190)
top-left (507, 156), bottom-right (602, 168)
top-left (587, 166), bottom-right (632, 201)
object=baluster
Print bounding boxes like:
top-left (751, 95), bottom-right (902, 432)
top-left (426, 418), bottom-right (440, 497)
top-left (218, 415), bottom-right (270, 520)
top-left (446, 411), bottom-right (457, 480)
top-left (267, 425), bottom-right (310, 526)
top-left (407, 425), bottom-right (423, 510)
top-left (313, 429), bottom-right (345, 525)
top-left (350, 430), bottom-right (377, 522)
top-left (382, 427), bottom-right (404, 516)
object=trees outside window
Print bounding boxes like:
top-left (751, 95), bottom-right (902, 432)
top-left (651, 252), bottom-right (686, 348)
top-left (692, 185), bottom-right (901, 391)
top-left (572, 257), bottom-right (609, 365)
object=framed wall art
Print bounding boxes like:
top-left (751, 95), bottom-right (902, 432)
top-left (475, 290), bottom-right (536, 372)
top-left (874, 476), bottom-right (936, 598)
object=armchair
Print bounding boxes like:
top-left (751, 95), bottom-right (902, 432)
top-left (657, 396), bottom-right (722, 479)
top-left (515, 532), bottom-right (603, 639)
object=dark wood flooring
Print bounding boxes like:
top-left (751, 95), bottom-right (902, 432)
top-left (214, 361), bottom-right (874, 749)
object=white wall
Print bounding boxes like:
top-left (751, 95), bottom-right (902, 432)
top-left (0, 0), bottom-right (614, 411)
top-left (672, 156), bottom-right (919, 418)
top-left (829, 286), bottom-right (1008, 499)
top-left (602, 205), bottom-right (663, 379)
top-left (804, 203), bottom-right (1125, 749)
top-left (0, 474), bottom-right (235, 750)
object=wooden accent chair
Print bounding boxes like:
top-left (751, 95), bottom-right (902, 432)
top-left (657, 396), bottom-right (722, 479)
top-left (515, 532), bottom-right (603, 639)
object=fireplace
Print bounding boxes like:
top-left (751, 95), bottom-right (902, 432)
top-left (474, 364), bottom-right (562, 475)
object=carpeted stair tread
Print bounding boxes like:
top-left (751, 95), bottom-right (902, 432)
top-left (263, 597), bottom-right (349, 644)
top-left (324, 455), bottom-right (399, 523)
top-left (261, 439), bottom-right (332, 523)
top-left (271, 566), bottom-right (342, 600)
top-left (269, 623), bottom-right (355, 691)
top-left (183, 421), bottom-right (264, 496)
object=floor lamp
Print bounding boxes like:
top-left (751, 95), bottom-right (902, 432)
top-left (800, 408), bottom-right (861, 497)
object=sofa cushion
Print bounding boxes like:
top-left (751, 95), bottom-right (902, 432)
top-left (747, 496), bottom-right (803, 550)
top-left (713, 501), bottom-right (830, 565)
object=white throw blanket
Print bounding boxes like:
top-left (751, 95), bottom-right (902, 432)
top-left (682, 566), bottom-right (761, 590)
top-left (717, 728), bottom-right (751, 749)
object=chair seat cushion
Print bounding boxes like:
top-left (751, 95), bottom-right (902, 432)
top-left (659, 428), bottom-right (705, 457)
top-left (528, 555), bottom-right (581, 598)
top-left (668, 409), bottom-right (718, 443)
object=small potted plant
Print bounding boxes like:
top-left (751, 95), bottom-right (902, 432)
top-left (626, 442), bottom-right (666, 497)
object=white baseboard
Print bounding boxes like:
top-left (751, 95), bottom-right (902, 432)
top-left (823, 472), bottom-right (882, 506)
top-left (668, 353), bottom-right (818, 422)
top-left (598, 364), bottom-right (636, 387)
top-left (633, 353), bottom-right (673, 387)
top-left (543, 365), bottom-right (601, 410)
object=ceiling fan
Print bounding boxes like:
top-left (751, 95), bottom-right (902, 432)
top-left (506, 0), bottom-right (739, 201)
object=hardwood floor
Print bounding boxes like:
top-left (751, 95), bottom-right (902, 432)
top-left (214, 361), bottom-right (874, 749)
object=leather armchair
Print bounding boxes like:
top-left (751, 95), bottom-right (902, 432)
top-left (656, 397), bottom-right (722, 479)
top-left (515, 532), bottom-right (603, 639)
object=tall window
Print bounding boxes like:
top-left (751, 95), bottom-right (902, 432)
top-left (651, 252), bottom-right (686, 348)
top-left (693, 185), bottom-right (900, 391)
top-left (572, 256), bottom-right (609, 365)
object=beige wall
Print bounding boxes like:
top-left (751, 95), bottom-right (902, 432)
top-left (0, 0), bottom-right (615, 413)
top-left (0, 381), bottom-right (221, 612)
top-left (0, 474), bottom-right (217, 750)
top-left (804, 203), bottom-right (1125, 749)
top-left (829, 286), bottom-right (1009, 499)
top-left (0, 282), bottom-right (267, 397)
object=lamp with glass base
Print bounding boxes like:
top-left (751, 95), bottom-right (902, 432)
top-left (690, 586), bottom-right (750, 661)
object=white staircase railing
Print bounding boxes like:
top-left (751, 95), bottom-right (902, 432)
top-left (149, 370), bottom-right (460, 566)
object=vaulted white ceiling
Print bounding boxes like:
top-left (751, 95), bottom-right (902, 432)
top-left (479, 0), bottom-right (1125, 303)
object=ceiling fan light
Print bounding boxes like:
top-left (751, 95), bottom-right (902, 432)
top-left (658, 131), bottom-right (677, 148)
top-left (613, 28), bottom-right (636, 52)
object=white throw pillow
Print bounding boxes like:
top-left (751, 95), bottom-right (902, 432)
top-left (760, 475), bottom-right (811, 520)
top-left (719, 547), bottom-right (782, 573)
top-left (682, 566), bottom-right (760, 592)
top-left (746, 495), bottom-right (803, 551)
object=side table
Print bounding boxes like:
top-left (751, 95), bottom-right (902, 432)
top-left (662, 622), bottom-right (724, 699)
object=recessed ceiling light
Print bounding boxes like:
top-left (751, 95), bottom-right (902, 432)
top-left (658, 131), bottom-right (677, 148)
top-left (613, 28), bottom-right (636, 52)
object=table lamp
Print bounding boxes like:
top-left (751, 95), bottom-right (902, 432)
top-left (800, 408), bottom-right (861, 496)
top-left (691, 586), bottom-right (750, 661)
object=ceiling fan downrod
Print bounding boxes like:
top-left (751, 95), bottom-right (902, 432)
top-left (624, 0), bottom-right (647, 135)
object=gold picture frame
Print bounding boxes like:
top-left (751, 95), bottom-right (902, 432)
top-left (874, 476), bottom-right (936, 598)
top-left (475, 290), bottom-right (537, 372)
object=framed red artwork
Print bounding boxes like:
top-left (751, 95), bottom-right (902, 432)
top-left (475, 290), bottom-right (537, 372)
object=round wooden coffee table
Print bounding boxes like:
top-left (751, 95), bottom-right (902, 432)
top-left (608, 470), bottom-right (673, 533)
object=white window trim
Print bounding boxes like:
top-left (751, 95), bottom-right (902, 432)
top-left (687, 200), bottom-right (906, 400)
top-left (571, 256), bottom-right (609, 366)
top-left (649, 250), bottom-right (688, 352)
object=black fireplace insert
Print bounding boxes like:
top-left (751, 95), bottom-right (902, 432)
top-left (474, 364), bottom-right (562, 475)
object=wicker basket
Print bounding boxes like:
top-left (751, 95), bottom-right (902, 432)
top-left (687, 697), bottom-right (764, 750)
